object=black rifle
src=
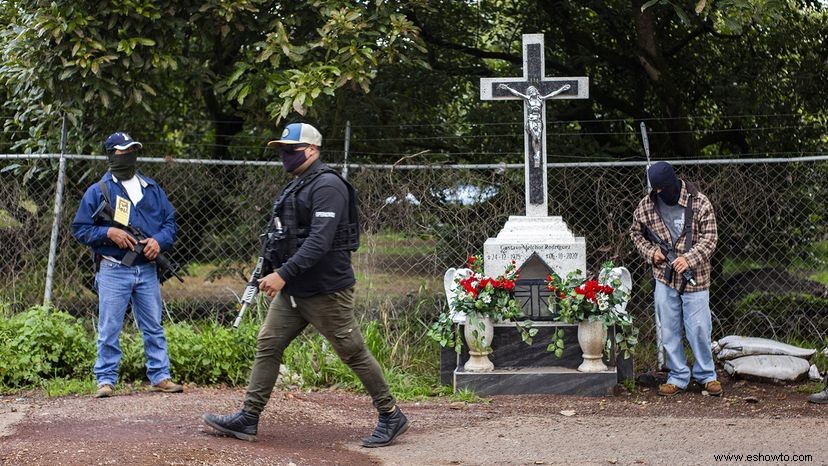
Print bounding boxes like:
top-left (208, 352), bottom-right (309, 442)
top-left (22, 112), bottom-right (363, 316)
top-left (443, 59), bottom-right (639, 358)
top-left (232, 249), bottom-right (272, 328)
top-left (644, 225), bottom-right (696, 290)
top-left (232, 218), bottom-right (286, 328)
top-left (91, 201), bottom-right (183, 283)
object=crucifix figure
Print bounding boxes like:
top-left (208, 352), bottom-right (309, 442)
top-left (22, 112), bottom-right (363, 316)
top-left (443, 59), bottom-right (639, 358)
top-left (480, 34), bottom-right (589, 217)
top-left (498, 83), bottom-right (571, 168)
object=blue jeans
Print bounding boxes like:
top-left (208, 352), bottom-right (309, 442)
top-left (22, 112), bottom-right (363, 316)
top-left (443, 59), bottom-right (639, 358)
top-left (654, 280), bottom-right (717, 389)
top-left (94, 260), bottom-right (172, 386)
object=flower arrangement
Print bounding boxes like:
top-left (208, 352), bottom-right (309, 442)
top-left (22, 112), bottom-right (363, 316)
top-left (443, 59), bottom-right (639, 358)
top-left (429, 255), bottom-right (536, 353)
top-left (546, 261), bottom-right (639, 358)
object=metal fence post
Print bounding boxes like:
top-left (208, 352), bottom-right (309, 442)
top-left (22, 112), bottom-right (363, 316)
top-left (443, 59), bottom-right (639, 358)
top-left (43, 114), bottom-right (69, 306)
top-left (342, 120), bottom-right (351, 180)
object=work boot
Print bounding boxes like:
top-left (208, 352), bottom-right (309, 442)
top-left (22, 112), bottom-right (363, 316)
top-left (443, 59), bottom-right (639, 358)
top-left (808, 387), bottom-right (828, 404)
top-left (95, 383), bottom-right (114, 398)
top-left (704, 380), bottom-right (723, 397)
top-left (658, 383), bottom-right (683, 396)
top-left (151, 379), bottom-right (183, 393)
top-left (361, 406), bottom-right (410, 448)
top-left (203, 410), bottom-right (259, 441)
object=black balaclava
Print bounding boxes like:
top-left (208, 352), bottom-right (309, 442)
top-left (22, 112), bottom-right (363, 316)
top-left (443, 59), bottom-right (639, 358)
top-left (648, 161), bottom-right (682, 206)
top-left (108, 151), bottom-right (138, 180)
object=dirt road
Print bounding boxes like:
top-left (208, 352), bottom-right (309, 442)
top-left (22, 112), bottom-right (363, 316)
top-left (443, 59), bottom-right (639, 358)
top-left (1, 381), bottom-right (826, 465)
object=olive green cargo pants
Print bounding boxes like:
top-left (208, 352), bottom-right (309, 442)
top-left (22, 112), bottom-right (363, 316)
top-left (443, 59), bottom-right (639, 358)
top-left (243, 287), bottom-right (395, 414)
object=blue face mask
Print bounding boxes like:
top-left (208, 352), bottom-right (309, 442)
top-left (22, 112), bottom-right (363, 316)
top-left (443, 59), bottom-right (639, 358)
top-left (279, 147), bottom-right (307, 173)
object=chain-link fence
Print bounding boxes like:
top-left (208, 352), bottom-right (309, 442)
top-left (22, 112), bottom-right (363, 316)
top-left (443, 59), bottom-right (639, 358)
top-left (2, 153), bottom-right (827, 360)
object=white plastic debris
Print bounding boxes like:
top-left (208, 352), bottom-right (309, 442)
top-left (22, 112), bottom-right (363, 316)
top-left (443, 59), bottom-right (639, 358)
top-left (808, 364), bottom-right (823, 382)
top-left (715, 336), bottom-right (816, 360)
top-left (723, 355), bottom-right (811, 382)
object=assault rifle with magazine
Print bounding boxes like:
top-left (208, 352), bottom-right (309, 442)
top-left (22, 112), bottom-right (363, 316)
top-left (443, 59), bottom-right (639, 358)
top-left (644, 225), bottom-right (696, 292)
top-left (91, 200), bottom-right (183, 283)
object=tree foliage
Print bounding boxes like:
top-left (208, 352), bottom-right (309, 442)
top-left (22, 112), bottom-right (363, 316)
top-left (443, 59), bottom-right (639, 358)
top-left (0, 0), bottom-right (426, 156)
top-left (1, 1), bottom-right (825, 160)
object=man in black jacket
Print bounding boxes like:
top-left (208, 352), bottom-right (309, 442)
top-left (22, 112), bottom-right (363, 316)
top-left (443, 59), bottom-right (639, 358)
top-left (203, 123), bottom-right (409, 447)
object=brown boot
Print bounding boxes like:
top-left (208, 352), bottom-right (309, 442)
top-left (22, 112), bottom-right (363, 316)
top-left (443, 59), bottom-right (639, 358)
top-left (151, 379), bottom-right (183, 393)
top-left (658, 383), bottom-right (683, 396)
top-left (95, 383), bottom-right (114, 398)
top-left (704, 380), bottom-right (723, 396)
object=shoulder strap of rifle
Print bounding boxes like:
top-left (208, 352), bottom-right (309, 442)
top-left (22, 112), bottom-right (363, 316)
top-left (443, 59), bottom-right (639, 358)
top-left (683, 192), bottom-right (694, 254)
top-left (98, 180), bottom-right (111, 205)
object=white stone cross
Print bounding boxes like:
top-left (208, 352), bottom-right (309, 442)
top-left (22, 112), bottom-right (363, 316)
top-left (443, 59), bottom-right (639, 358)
top-left (480, 34), bottom-right (589, 217)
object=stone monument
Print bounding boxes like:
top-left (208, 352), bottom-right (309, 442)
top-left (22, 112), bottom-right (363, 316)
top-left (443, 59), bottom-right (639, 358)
top-left (445, 33), bottom-right (619, 396)
top-left (478, 33), bottom-right (588, 284)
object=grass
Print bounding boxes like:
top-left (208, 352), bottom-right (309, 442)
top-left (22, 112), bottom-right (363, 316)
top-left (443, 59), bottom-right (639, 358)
top-left (811, 270), bottom-right (828, 286)
top-left (795, 381), bottom-right (825, 395)
top-left (720, 258), bottom-right (764, 278)
top-left (355, 231), bottom-right (437, 257)
top-left (718, 240), bottom-right (828, 285)
top-left (799, 240), bottom-right (828, 285)
top-left (40, 377), bottom-right (98, 397)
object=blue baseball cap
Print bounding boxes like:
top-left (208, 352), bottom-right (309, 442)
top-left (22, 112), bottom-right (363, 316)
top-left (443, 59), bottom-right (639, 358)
top-left (267, 123), bottom-right (323, 148)
top-left (104, 132), bottom-right (143, 152)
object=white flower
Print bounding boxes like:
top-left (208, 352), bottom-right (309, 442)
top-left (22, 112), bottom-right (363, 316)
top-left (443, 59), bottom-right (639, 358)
top-left (481, 294), bottom-right (492, 304)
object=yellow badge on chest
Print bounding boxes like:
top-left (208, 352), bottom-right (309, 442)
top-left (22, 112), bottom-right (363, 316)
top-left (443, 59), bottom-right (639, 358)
top-left (113, 195), bottom-right (131, 226)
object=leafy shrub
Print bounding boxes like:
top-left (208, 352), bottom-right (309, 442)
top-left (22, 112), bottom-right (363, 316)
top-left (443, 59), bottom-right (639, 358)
top-left (119, 321), bottom-right (258, 385)
top-left (0, 306), bottom-right (94, 387)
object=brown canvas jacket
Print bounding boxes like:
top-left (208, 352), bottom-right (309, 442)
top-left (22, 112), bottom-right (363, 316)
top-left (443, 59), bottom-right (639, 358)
top-left (629, 181), bottom-right (718, 292)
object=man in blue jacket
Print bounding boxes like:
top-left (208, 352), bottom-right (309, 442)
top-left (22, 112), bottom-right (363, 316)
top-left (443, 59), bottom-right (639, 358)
top-left (72, 132), bottom-right (182, 398)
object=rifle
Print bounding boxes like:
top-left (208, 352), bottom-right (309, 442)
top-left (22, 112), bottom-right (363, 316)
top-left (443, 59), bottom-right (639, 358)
top-left (232, 218), bottom-right (285, 328)
top-left (644, 225), bottom-right (696, 289)
top-left (232, 251), bottom-right (272, 328)
top-left (91, 201), bottom-right (183, 283)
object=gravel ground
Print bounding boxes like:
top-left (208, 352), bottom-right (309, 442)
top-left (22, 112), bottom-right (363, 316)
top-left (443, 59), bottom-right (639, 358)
top-left (1, 376), bottom-right (826, 466)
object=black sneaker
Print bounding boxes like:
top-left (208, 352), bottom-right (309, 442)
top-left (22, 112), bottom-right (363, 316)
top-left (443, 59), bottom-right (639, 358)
top-left (809, 388), bottom-right (828, 404)
top-left (202, 409), bottom-right (259, 441)
top-left (361, 406), bottom-right (410, 448)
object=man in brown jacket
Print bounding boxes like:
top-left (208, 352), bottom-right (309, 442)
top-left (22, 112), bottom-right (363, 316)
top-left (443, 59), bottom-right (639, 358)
top-left (630, 161), bottom-right (721, 397)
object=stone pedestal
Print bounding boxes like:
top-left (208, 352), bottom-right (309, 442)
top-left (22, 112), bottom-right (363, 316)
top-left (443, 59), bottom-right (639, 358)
top-left (442, 215), bottom-right (626, 396)
top-left (483, 216), bottom-right (586, 279)
top-left (442, 322), bottom-right (620, 396)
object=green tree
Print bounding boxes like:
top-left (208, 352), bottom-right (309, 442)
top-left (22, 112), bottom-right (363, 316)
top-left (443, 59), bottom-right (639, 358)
top-left (0, 0), bottom-right (426, 157)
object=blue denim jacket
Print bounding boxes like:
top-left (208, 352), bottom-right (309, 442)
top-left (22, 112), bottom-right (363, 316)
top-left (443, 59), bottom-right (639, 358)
top-left (72, 171), bottom-right (177, 263)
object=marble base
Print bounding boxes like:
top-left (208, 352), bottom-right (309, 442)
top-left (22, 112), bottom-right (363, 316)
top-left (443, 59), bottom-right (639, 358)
top-left (439, 322), bottom-right (634, 387)
top-left (454, 366), bottom-right (617, 396)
